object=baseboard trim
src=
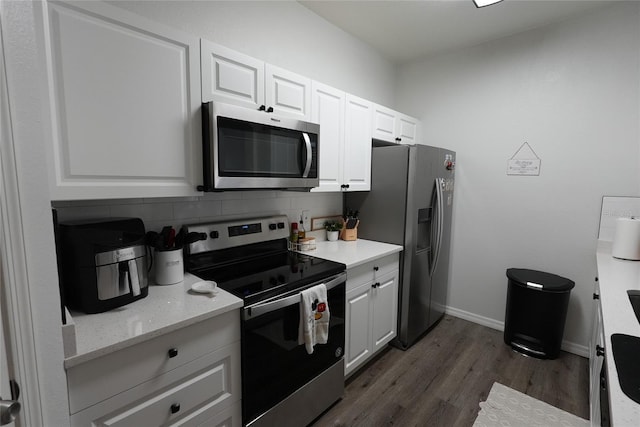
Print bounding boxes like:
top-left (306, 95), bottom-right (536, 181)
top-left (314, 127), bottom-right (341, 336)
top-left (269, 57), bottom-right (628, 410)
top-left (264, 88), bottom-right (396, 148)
top-left (444, 306), bottom-right (589, 358)
top-left (445, 306), bottom-right (504, 331)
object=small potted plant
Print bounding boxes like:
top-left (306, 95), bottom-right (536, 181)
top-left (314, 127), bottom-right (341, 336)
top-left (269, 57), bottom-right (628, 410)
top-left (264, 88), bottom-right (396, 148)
top-left (324, 220), bottom-right (343, 241)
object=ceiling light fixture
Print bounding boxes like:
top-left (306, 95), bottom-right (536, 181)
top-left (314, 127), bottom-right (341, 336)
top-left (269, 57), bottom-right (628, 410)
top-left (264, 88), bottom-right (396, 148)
top-left (474, 0), bottom-right (504, 7)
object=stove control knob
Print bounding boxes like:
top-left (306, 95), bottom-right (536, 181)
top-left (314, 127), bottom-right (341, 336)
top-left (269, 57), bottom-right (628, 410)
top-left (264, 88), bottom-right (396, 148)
top-left (269, 223), bottom-right (277, 230)
top-left (277, 222), bottom-right (285, 229)
top-left (209, 230), bottom-right (219, 239)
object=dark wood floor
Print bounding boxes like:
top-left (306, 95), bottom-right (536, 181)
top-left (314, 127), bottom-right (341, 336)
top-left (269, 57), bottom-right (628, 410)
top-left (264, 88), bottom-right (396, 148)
top-left (313, 315), bottom-right (590, 427)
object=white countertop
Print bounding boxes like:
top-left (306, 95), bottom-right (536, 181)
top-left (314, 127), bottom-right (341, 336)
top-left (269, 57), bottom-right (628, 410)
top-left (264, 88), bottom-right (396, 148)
top-left (65, 272), bottom-right (243, 368)
top-left (595, 240), bottom-right (640, 425)
top-left (300, 238), bottom-right (403, 268)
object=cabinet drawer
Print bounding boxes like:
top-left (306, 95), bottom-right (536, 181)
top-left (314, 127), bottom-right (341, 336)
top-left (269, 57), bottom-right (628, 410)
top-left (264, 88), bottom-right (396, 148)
top-left (347, 253), bottom-right (399, 290)
top-left (196, 401), bottom-right (241, 427)
top-left (67, 310), bottom-right (240, 414)
top-left (70, 342), bottom-right (241, 426)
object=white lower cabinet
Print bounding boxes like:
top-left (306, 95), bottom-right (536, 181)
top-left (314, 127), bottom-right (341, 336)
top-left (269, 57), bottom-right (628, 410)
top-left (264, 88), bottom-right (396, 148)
top-left (67, 311), bottom-right (241, 427)
top-left (345, 254), bottom-right (399, 376)
top-left (589, 279), bottom-right (605, 427)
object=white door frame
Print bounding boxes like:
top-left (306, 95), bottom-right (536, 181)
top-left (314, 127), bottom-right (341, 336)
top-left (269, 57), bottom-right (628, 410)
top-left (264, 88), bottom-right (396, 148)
top-left (0, 6), bottom-right (44, 426)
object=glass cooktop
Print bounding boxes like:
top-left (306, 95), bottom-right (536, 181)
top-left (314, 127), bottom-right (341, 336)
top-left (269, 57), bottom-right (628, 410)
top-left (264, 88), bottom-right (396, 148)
top-left (187, 245), bottom-right (345, 306)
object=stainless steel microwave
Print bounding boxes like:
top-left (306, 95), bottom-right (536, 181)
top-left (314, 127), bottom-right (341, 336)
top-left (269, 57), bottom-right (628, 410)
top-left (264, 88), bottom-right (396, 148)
top-left (199, 101), bottom-right (320, 191)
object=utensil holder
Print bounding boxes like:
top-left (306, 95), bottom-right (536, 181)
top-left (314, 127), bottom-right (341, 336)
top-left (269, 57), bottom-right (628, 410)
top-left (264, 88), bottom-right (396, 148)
top-left (340, 221), bottom-right (359, 241)
top-left (154, 248), bottom-right (184, 285)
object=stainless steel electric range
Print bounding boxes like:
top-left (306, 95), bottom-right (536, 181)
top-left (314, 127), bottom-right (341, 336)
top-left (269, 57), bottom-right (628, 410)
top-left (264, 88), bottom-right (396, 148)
top-left (184, 215), bottom-right (346, 427)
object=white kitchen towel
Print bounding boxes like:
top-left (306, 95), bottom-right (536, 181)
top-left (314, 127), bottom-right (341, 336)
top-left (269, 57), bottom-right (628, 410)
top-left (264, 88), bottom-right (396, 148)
top-left (298, 284), bottom-right (330, 354)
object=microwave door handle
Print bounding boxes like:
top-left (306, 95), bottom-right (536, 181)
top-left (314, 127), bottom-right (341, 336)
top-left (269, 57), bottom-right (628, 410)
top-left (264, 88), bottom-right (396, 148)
top-left (302, 132), bottom-right (312, 178)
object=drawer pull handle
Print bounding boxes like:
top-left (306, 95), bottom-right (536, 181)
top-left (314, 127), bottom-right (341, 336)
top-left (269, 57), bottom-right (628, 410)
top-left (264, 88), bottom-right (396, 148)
top-left (593, 293), bottom-right (600, 300)
top-left (596, 345), bottom-right (605, 357)
top-left (373, 266), bottom-right (379, 271)
top-left (170, 403), bottom-right (181, 414)
top-left (372, 282), bottom-right (380, 289)
top-left (168, 348), bottom-right (179, 358)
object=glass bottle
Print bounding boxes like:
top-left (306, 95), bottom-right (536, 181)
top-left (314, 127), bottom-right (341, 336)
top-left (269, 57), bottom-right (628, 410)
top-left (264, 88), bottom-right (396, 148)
top-left (298, 217), bottom-right (306, 240)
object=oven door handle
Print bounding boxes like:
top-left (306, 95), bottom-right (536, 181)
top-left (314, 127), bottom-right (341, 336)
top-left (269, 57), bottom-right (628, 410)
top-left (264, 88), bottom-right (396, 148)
top-left (243, 272), bottom-right (345, 320)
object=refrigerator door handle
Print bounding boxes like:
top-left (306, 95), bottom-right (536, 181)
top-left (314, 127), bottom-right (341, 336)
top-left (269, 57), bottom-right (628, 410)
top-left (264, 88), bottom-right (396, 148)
top-left (430, 178), bottom-right (444, 276)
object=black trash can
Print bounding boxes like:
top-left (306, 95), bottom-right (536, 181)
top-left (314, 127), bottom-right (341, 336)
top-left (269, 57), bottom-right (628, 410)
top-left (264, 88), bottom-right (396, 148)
top-left (503, 268), bottom-right (575, 359)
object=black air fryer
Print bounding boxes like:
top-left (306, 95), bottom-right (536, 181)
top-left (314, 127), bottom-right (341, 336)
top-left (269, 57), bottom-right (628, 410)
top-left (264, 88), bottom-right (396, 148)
top-left (57, 218), bottom-right (149, 314)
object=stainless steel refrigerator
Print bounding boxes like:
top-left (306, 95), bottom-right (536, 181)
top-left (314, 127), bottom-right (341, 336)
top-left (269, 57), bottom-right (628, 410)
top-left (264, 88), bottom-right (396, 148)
top-left (345, 144), bottom-right (455, 349)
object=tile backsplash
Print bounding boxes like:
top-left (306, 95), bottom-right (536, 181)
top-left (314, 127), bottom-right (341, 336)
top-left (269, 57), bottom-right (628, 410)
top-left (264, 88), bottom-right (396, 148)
top-left (599, 196), bottom-right (640, 241)
top-left (52, 191), bottom-right (342, 235)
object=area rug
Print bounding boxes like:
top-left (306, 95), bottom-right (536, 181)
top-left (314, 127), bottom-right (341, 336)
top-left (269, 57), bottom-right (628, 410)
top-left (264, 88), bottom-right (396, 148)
top-left (472, 382), bottom-right (589, 427)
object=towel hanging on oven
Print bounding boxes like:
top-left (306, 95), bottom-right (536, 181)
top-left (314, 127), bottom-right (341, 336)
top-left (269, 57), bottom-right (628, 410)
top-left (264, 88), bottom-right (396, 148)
top-left (298, 284), bottom-right (330, 354)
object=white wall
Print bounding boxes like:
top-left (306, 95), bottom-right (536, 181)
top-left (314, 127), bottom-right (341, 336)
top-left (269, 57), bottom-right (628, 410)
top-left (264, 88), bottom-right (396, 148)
top-left (396, 2), bottom-right (640, 354)
top-left (108, 0), bottom-right (397, 107)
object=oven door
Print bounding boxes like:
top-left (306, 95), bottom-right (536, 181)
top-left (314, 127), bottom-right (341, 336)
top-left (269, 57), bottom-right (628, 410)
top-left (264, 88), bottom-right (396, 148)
top-left (202, 101), bottom-right (319, 190)
top-left (241, 273), bottom-right (345, 426)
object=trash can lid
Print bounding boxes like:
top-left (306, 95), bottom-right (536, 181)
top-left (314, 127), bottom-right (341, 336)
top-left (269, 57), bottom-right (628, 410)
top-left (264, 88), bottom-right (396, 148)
top-left (506, 268), bottom-right (575, 292)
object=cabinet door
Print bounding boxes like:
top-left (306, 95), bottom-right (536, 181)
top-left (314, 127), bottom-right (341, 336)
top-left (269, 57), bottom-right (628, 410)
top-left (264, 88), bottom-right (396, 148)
top-left (265, 64), bottom-right (311, 120)
top-left (43, 1), bottom-right (202, 200)
top-left (589, 282), bottom-right (604, 426)
top-left (396, 113), bottom-right (419, 145)
top-left (310, 81), bottom-right (344, 192)
top-left (345, 285), bottom-right (372, 376)
top-left (371, 104), bottom-right (397, 143)
top-left (343, 94), bottom-right (372, 192)
top-left (371, 271), bottom-right (399, 353)
top-left (200, 39), bottom-right (265, 109)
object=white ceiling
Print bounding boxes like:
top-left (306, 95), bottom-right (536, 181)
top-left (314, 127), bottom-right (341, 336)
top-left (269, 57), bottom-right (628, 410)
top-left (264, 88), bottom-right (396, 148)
top-left (299, 0), bottom-right (619, 64)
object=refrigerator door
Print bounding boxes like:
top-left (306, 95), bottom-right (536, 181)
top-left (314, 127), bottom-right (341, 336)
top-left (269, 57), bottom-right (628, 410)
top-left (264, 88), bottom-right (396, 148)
top-left (428, 147), bottom-right (455, 327)
top-left (402, 145), bottom-right (438, 347)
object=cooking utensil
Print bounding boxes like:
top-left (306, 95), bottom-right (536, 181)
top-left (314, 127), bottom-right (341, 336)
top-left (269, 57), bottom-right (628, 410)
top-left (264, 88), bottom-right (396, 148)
top-left (167, 228), bottom-right (176, 248)
top-left (160, 226), bottom-right (172, 249)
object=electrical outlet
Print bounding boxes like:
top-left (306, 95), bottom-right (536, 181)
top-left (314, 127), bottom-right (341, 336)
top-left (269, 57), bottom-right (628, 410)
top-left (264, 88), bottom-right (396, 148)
top-left (301, 210), bottom-right (310, 227)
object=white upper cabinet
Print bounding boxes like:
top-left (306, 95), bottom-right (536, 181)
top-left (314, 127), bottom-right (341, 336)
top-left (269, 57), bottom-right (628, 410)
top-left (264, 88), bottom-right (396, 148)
top-left (265, 64), bottom-right (312, 120)
top-left (372, 103), bottom-right (419, 145)
top-left (311, 84), bottom-right (374, 193)
top-left (201, 40), bottom-right (311, 120)
top-left (200, 39), bottom-right (265, 110)
top-left (311, 81), bottom-right (345, 192)
top-left (371, 104), bottom-right (397, 143)
top-left (42, 1), bottom-right (202, 200)
top-left (396, 113), bottom-right (419, 145)
top-left (343, 94), bottom-right (372, 192)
